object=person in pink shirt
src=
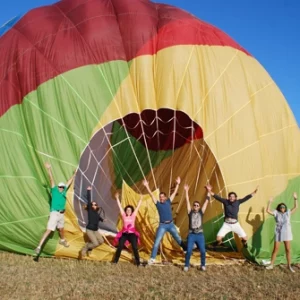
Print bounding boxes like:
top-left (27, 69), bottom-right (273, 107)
top-left (112, 192), bottom-right (142, 266)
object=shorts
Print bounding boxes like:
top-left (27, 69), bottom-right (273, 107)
top-left (47, 211), bottom-right (65, 231)
top-left (217, 222), bottom-right (247, 238)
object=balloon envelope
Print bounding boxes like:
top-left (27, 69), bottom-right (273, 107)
top-left (0, 0), bottom-right (299, 265)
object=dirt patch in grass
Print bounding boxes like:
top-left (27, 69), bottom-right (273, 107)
top-left (0, 252), bottom-right (300, 300)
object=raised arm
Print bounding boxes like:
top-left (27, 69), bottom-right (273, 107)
top-left (134, 196), bottom-right (143, 215)
top-left (66, 170), bottom-right (76, 189)
top-left (87, 186), bottom-right (92, 203)
top-left (184, 184), bottom-right (191, 214)
top-left (251, 186), bottom-right (259, 197)
top-left (201, 192), bottom-right (210, 214)
top-left (291, 192), bottom-right (298, 214)
top-left (239, 186), bottom-right (259, 204)
top-left (266, 197), bottom-right (274, 215)
top-left (170, 177), bottom-right (180, 202)
top-left (143, 179), bottom-right (157, 204)
top-left (205, 184), bottom-right (226, 203)
top-left (82, 186), bottom-right (92, 210)
top-left (45, 162), bottom-right (55, 188)
top-left (114, 192), bottom-right (124, 215)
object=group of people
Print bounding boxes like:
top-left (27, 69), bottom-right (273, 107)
top-left (35, 163), bottom-right (298, 272)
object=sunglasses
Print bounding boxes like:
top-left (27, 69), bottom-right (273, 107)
top-left (279, 206), bottom-right (286, 209)
top-left (92, 203), bottom-right (97, 207)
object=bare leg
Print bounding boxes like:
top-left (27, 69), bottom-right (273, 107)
top-left (284, 241), bottom-right (291, 266)
top-left (241, 236), bottom-right (248, 248)
top-left (38, 229), bottom-right (53, 248)
top-left (58, 228), bottom-right (69, 247)
top-left (270, 241), bottom-right (280, 265)
top-left (216, 236), bottom-right (223, 245)
top-left (58, 228), bottom-right (65, 240)
top-left (284, 241), bottom-right (295, 272)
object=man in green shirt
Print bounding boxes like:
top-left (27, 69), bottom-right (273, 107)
top-left (34, 162), bottom-right (75, 255)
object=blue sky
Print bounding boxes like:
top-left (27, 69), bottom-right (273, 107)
top-left (1, 0), bottom-right (299, 125)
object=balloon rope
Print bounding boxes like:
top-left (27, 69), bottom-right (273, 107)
top-left (168, 111), bottom-right (177, 196)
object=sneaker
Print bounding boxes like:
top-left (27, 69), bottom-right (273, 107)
top-left (266, 264), bottom-right (274, 270)
top-left (148, 258), bottom-right (156, 265)
top-left (34, 246), bottom-right (41, 255)
top-left (183, 266), bottom-right (189, 272)
top-left (262, 259), bottom-right (271, 266)
top-left (289, 266), bottom-right (295, 273)
top-left (59, 239), bottom-right (70, 247)
top-left (201, 266), bottom-right (206, 271)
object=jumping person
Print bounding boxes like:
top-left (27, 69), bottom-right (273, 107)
top-left (183, 184), bottom-right (210, 272)
top-left (143, 177), bottom-right (187, 265)
top-left (112, 192), bottom-right (142, 266)
top-left (265, 193), bottom-right (298, 272)
top-left (79, 186), bottom-right (105, 259)
top-left (35, 163), bottom-right (75, 255)
top-left (205, 184), bottom-right (258, 248)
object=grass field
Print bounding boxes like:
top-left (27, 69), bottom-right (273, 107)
top-left (0, 252), bottom-right (300, 300)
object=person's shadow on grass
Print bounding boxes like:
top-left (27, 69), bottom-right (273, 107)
top-left (245, 206), bottom-right (265, 257)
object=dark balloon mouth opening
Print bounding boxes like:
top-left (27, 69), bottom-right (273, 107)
top-left (73, 109), bottom-right (232, 251)
top-left (118, 108), bottom-right (203, 151)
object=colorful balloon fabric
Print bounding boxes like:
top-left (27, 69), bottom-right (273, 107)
top-left (0, 0), bottom-right (299, 265)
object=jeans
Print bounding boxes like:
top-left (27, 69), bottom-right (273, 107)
top-left (151, 222), bottom-right (183, 259)
top-left (185, 232), bottom-right (206, 267)
top-left (113, 233), bottom-right (140, 265)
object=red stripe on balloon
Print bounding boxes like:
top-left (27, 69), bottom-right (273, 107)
top-left (0, 0), bottom-right (249, 116)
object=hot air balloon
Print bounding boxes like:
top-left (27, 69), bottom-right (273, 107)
top-left (0, 0), bottom-right (299, 266)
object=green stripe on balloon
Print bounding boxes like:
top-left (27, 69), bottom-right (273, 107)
top-left (111, 121), bottom-right (174, 189)
top-left (0, 61), bottom-right (130, 255)
top-left (0, 134), bottom-right (57, 256)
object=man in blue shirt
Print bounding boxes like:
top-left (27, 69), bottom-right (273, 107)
top-left (143, 177), bottom-right (186, 264)
top-left (34, 162), bottom-right (75, 255)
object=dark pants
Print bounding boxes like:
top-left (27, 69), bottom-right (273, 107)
top-left (113, 233), bottom-right (140, 265)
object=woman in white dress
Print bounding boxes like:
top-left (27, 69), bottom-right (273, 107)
top-left (266, 193), bottom-right (298, 272)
